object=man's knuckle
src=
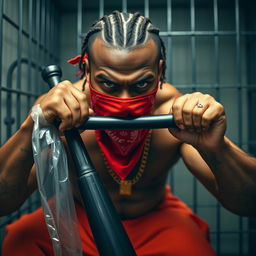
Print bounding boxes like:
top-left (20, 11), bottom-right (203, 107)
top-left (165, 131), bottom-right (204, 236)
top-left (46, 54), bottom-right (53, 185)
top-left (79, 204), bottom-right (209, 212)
top-left (57, 83), bottom-right (67, 89)
top-left (78, 93), bottom-right (87, 101)
top-left (193, 111), bottom-right (201, 118)
top-left (205, 94), bottom-right (214, 101)
top-left (48, 97), bottom-right (60, 106)
top-left (61, 80), bottom-right (72, 85)
top-left (193, 92), bottom-right (202, 97)
top-left (172, 104), bottom-right (180, 111)
top-left (73, 103), bottom-right (80, 111)
top-left (63, 112), bottom-right (72, 120)
top-left (183, 108), bottom-right (191, 115)
top-left (175, 117), bottom-right (183, 124)
top-left (54, 87), bottom-right (65, 96)
top-left (202, 116), bottom-right (211, 123)
top-left (217, 103), bottom-right (224, 112)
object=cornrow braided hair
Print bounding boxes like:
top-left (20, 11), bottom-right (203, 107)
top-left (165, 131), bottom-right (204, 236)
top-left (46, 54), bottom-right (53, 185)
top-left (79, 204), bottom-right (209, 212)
top-left (79, 10), bottom-right (167, 88)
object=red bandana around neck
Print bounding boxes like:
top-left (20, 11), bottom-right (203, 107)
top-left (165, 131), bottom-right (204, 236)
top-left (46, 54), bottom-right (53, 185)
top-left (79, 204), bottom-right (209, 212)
top-left (89, 82), bottom-right (158, 180)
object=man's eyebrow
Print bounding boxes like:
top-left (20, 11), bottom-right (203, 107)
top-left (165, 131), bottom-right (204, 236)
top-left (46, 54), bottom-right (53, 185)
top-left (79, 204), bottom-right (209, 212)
top-left (96, 74), bottom-right (154, 84)
top-left (96, 74), bottom-right (118, 84)
top-left (132, 74), bottom-right (154, 84)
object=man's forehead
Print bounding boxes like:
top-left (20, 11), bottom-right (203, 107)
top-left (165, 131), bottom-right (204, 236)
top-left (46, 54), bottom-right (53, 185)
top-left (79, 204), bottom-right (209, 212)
top-left (89, 37), bottom-right (159, 71)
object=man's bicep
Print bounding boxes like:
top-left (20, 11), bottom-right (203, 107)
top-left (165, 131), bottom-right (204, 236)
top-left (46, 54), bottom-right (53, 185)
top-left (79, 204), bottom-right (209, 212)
top-left (180, 143), bottom-right (219, 198)
top-left (26, 164), bottom-right (38, 196)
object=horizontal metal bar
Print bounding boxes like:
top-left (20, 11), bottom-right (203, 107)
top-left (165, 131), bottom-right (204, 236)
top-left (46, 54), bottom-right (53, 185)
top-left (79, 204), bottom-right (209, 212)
top-left (210, 230), bottom-right (256, 235)
top-left (174, 84), bottom-right (256, 89)
top-left (79, 31), bottom-right (256, 39)
top-left (0, 86), bottom-right (39, 97)
top-left (160, 31), bottom-right (256, 36)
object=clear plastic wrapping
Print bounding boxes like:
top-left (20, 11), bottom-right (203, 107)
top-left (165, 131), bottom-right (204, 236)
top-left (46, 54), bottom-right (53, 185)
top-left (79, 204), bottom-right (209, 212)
top-left (31, 104), bottom-right (83, 256)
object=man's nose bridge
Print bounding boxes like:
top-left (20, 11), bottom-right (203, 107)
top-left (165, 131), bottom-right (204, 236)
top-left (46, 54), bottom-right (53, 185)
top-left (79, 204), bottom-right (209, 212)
top-left (118, 89), bottom-right (131, 99)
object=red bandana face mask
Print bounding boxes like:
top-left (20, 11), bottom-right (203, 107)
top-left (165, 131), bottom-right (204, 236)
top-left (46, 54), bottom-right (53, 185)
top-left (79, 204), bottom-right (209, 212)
top-left (89, 82), bottom-right (158, 180)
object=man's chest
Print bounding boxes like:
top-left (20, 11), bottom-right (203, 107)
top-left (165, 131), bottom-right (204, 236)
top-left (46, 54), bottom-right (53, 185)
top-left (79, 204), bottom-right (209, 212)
top-left (78, 129), bottom-right (181, 184)
top-left (68, 129), bottom-right (181, 217)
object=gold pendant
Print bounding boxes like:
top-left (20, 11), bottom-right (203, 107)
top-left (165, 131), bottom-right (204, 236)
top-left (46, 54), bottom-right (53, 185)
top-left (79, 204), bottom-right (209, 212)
top-left (119, 180), bottom-right (132, 196)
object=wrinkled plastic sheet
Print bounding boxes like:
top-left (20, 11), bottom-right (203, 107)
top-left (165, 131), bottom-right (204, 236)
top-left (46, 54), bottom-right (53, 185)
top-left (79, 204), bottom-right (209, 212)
top-left (31, 104), bottom-right (83, 256)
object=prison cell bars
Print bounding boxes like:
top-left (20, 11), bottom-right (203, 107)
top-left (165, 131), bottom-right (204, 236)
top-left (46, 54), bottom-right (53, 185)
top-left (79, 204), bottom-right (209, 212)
top-left (235, 1), bottom-right (244, 254)
top-left (247, 3), bottom-right (256, 253)
top-left (0, 0), bottom-right (59, 230)
top-left (213, 0), bottom-right (220, 253)
top-left (76, 0), bottom-right (255, 255)
top-left (160, 1), bottom-right (254, 254)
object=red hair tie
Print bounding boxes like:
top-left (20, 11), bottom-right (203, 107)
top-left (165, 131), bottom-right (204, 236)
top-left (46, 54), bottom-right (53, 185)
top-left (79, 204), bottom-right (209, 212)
top-left (67, 54), bottom-right (88, 76)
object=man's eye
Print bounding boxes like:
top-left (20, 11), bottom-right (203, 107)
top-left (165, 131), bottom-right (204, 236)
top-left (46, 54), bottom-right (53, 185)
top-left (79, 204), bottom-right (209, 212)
top-left (103, 82), bottom-right (116, 89)
top-left (135, 82), bottom-right (150, 89)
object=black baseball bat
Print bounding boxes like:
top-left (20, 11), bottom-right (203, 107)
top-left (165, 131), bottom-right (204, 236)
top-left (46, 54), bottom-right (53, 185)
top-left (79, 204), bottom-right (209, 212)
top-left (42, 65), bottom-right (137, 256)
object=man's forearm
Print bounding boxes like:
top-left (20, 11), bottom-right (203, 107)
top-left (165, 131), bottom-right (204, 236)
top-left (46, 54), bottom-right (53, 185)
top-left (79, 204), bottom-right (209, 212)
top-left (0, 116), bottom-right (35, 215)
top-left (198, 137), bottom-right (256, 216)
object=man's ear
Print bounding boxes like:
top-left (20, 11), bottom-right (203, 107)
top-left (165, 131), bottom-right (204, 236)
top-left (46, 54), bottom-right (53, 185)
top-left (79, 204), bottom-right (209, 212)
top-left (84, 58), bottom-right (90, 77)
top-left (158, 59), bottom-right (164, 88)
top-left (81, 58), bottom-right (90, 90)
top-left (158, 59), bottom-right (163, 77)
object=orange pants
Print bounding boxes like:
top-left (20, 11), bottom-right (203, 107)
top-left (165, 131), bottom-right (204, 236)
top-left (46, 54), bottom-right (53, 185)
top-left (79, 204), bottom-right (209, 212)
top-left (3, 187), bottom-right (216, 256)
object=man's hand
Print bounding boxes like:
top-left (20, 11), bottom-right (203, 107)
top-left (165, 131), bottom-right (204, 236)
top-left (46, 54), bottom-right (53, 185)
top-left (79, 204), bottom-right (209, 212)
top-left (169, 92), bottom-right (226, 151)
top-left (39, 80), bottom-right (93, 131)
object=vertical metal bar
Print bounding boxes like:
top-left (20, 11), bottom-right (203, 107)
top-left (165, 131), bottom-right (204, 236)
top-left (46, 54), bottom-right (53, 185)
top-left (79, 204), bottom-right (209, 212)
top-left (190, 0), bottom-right (197, 214)
top-left (56, 6), bottom-right (61, 64)
top-left (77, 0), bottom-right (82, 54)
top-left (16, 0), bottom-right (23, 130)
top-left (48, 0), bottom-right (53, 59)
top-left (122, 0), bottom-right (127, 13)
top-left (56, 6), bottom-right (60, 64)
top-left (26, 0), bottom-right (33, 214)
top-left (247, 4), bottom-right (256, 254)
top-left (41, 0), bottom-right (46, 64)
top-left (167, 0), bottom-right (175, 191)
top-left (190, 0), bottom-right (196, 90)
top-left (167, 0), bottom-right (172, 82)
top-left (0, 0), bottom-right (3, 145)
top-left (15, 0), bottom-right (23, 219)
top-left (53, 2), bottom-right (58, 64)
top-left (48, 0), bottom-right (51, 58)
top-left (51, 1), bottom-right (55, 59)
top-left (51, 1), bottom-right (56, 60)
top-left (99, 0), bottom-right (104, 19)
top-left (213, 0), bottom-right (221, 253)
top-left (235, 0), bottom-right (243, 254)
top-left (6, 0), bottom-right (14, 137)
top-left (214, 0), bottom-right (220, 97)
top-left (5, 7), bottom-right (13, 137)
top-left (27, 0), bottom-right (33, 111)
top-left (144, 0), bottom-right (149, 18)
top-left (40, 0), bottom-right (43, 92)
top-left (46, 0), bottom-right (50, 62)
top-left (44, 0), bottom-right (48, 61)
top-left (36, 0), bottom-right (41, 95)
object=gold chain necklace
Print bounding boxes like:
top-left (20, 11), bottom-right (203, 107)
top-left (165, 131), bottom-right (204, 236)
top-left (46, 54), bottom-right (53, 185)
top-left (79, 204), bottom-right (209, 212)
top-left (101, 130), bottom-right (152, 196)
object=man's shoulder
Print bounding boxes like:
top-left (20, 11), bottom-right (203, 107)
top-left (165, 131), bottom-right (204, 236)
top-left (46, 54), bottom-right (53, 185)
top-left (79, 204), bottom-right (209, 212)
top-left (155, 82), bottom-right (181, 114)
